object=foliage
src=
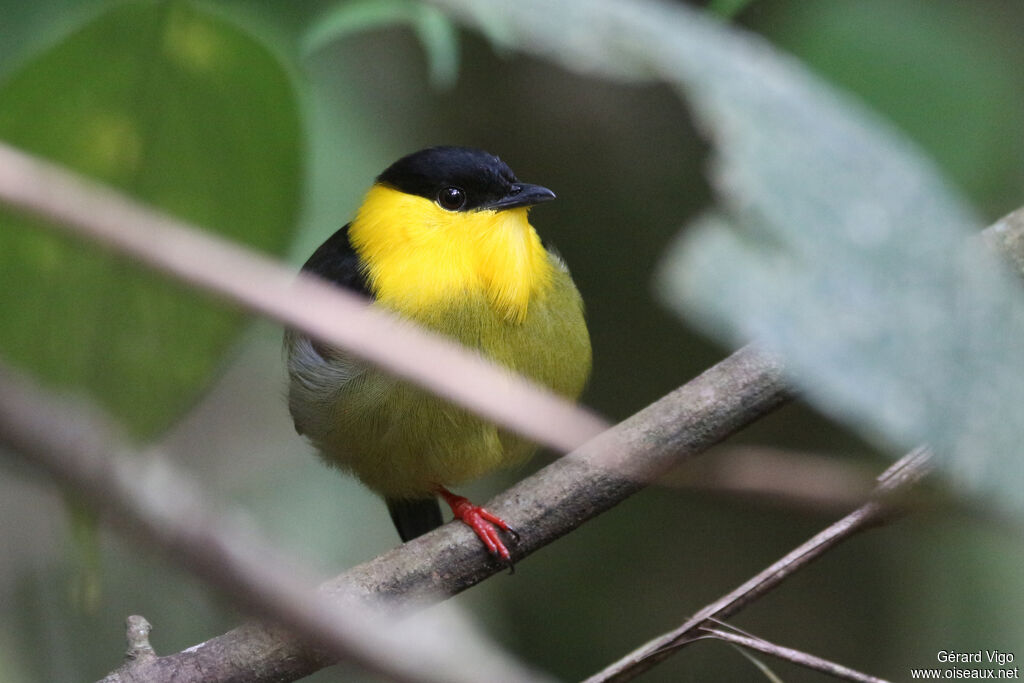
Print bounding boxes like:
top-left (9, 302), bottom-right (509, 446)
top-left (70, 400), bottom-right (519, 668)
top-left (0, 0), bottom-right (301, 436)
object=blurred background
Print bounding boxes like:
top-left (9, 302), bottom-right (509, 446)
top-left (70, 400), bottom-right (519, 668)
top-left (1, 0), bottom-right (1023, 680)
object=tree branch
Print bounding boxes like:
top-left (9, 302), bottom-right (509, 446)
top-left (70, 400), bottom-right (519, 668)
top-left (0, 341), bottom-right (789, 682)
top-left (136, 342), bottom-right (787, 679)
top-left (583, 447), bottom-right (933, 682)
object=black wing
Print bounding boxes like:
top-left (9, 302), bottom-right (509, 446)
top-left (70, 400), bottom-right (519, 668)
top-left (301, 228), bottom-right (444, 541)
top-left (386, 497), bottom-right (444, 542)
top-left (301, 223), bottom-right (372, 297)
top-left (296, 224), bottom-right (372, 360)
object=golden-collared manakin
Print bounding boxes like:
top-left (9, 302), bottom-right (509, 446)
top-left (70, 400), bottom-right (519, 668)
top-left (285, 146), bottom-right (591, 561)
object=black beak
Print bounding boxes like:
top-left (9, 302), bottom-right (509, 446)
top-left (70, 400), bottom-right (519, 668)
top-left (485, 183), bottom-right (557, 210)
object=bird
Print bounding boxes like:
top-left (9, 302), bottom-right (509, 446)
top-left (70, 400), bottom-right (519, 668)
top-left (284, 146), bottom-right (591, 562)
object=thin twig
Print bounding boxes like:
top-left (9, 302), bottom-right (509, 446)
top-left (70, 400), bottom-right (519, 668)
top-left (697, 626), bottom-right (890, 683)
top-left (583, 447), bottom-right (933, 682)
top-left (0, 141), bottom-right (607, 455)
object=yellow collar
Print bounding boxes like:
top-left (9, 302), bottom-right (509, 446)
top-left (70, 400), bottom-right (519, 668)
top-left (348, 184), bottom-right (553, 323)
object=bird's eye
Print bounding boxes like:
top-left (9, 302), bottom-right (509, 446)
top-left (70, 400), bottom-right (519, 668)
top-left (436, 186), bottom-right (466, 211)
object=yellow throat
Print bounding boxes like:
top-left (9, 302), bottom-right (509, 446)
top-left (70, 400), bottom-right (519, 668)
top-left (348, 184), bottom-right (554, 323)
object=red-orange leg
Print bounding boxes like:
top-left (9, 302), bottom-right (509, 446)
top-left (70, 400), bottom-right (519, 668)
top-left (437, 487), bottom-right (519, 562)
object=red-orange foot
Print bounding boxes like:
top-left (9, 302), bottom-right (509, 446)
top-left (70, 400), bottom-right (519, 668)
top-left (437, 488), bottom-right (519, 563)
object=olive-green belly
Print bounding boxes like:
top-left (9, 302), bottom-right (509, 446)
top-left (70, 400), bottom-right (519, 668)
top-left (289, 268), bottom-right (590, 498)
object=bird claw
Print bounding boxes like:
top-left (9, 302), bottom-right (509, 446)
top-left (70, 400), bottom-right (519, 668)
top-left (437, 488), bottom-right (519, 564)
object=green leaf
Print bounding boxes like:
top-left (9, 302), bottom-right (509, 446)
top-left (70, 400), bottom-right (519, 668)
top-left (0, 1), bottom-right (303, 437)
top-left (424, 0), bottom-right (1024, 516)
top-left (645, 16), bottom-right (1024, 514)
top-left (305, 0), bottom-right (460, 88)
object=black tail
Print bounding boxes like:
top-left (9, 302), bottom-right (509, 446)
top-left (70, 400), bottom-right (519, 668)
top-left (386, 497), bottom-right (443, 542)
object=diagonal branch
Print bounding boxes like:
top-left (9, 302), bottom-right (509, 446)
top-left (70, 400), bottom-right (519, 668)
top-left (584, 447), bottom-right (933, 682)
top-left (147, 342), bottom-right (788, 679)
top-left (0, 343), bottom-right (789, 682)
